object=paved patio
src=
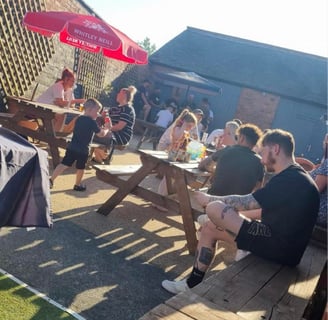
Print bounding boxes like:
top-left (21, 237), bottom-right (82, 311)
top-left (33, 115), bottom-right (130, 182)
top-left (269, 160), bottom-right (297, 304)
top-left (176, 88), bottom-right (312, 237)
top-left (0, 135), bottom-right (236, 320)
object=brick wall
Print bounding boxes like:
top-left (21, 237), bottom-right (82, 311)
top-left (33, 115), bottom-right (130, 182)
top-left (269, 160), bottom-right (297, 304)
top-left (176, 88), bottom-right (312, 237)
top-left (0, 0), bottom-right (144, 108)
top-left (235, 88), bottom-right (280, 130)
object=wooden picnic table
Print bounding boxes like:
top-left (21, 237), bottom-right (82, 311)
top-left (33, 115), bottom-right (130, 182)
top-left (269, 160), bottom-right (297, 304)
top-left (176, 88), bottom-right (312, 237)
top-left (94, 149), bottom-right (211, 255)
top-left (134, 119), bottom-right (166, 150)
top-left (0, 95), bottom-right (81, 167)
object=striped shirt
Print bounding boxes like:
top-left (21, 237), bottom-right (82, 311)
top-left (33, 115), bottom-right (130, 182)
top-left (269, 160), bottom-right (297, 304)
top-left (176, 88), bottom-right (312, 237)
top-left (109, 104), bottom-right (135, 145)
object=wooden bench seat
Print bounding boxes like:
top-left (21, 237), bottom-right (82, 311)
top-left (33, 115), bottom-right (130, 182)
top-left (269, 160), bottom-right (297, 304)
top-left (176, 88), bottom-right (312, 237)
top-left (140, 243), bottom-right (327, 320)
top-left (64, 134), bottom-right (119, 164)
top-left (93, 164), bottom-right (205, 218)
top-left (0, 112), bottom-right (15, 118)
top-left (93, 164), bottom-right (142, 176)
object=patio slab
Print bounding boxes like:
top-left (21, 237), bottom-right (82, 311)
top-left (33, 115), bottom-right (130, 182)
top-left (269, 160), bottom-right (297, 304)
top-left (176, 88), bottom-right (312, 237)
top-left (0, 135), bottom-right (236, 320)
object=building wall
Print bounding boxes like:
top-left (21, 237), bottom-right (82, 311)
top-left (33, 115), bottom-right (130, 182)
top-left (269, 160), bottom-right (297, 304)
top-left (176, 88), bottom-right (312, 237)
top-left (272, 99), bottom-right (326, 162)
top-left (0, 0), bottom-right (141, 109)
top-left (147, 63), bottom-right (326, 162)
top-left (235, 89), bottom-right (280, 130)
top-left (33, 0), bottom-right (130, 101)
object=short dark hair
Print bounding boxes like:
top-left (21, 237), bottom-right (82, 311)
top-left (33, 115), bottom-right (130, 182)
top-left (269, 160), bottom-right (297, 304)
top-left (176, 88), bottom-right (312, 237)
top-left (260, 129), bottom-right (295, 156)
top-left (237, 123), bottom-right (262, 147)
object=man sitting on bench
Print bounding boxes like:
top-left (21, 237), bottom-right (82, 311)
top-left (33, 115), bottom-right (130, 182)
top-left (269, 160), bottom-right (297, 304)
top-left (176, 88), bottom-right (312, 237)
top-left (162, 129), bottom-right (320, 294)
top-left (92, 85), bottom-right (137, 164)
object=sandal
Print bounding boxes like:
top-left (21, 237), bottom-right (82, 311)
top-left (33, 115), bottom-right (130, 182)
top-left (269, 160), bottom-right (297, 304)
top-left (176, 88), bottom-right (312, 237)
top-left (73, 184), bottom-right (87, 192)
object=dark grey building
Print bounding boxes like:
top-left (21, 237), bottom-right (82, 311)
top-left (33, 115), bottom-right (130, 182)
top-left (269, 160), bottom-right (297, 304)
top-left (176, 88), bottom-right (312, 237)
top-left (148, 27), bottom-right (327, 162)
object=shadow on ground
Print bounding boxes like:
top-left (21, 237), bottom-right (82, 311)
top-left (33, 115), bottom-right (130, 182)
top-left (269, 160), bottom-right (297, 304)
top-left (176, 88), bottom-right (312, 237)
top-left (0, 135), bottom-right (236, 319)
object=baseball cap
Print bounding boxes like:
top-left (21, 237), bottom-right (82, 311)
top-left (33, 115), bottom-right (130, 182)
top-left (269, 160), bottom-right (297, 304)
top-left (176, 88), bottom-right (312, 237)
top-left (168, 102), bottom-right (178, 109)
top-left (193, 109), bottom-right (204, 115)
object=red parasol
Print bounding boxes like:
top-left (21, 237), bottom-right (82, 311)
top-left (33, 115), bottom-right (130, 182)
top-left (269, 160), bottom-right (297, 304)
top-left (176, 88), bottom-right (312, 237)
top-left (22, 11), bottom-right (148, 64)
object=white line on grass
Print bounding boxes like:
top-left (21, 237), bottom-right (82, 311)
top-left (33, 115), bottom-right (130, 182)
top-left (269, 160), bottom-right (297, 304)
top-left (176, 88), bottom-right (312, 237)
top-left (0, 268), bottom-right (86, 320)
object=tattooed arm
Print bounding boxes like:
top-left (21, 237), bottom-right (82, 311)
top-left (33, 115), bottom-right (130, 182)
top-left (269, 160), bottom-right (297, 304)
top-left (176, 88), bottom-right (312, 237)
top-left (208, 193), bottom-right (261, 211)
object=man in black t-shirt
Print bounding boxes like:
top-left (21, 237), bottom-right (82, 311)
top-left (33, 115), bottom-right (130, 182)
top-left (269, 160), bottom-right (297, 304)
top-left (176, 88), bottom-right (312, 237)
top-left (199, 123), bottom-right (264, 196)
top-left (162, 129), bottom-right (320, 294)
top-left (133, 79), bottom-right (151, 118)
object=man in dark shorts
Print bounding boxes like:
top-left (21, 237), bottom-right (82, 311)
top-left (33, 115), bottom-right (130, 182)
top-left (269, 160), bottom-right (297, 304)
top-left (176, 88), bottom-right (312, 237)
top-left (162, 129), bottom-right (320, 294)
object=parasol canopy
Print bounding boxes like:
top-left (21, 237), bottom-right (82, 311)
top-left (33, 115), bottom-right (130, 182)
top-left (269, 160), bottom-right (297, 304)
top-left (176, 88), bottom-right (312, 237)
top-left (155, 71), bottom-right (221, 92)
top-left (23, 11), bottom-right (148, 64)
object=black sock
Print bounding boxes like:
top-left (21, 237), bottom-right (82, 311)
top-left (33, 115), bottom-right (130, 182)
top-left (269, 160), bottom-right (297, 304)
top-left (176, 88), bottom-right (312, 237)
top-left (186, 267), bottom-right (205, 288)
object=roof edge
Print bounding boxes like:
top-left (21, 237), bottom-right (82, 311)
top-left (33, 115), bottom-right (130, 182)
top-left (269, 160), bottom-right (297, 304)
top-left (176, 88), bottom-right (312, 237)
top-left (185, 26), bottom-right (328, 60)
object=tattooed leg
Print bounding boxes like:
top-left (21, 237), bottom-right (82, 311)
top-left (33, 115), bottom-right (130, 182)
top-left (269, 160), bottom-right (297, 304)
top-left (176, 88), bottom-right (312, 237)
top-left (195, 243), bottom-right (216, 272)
top-left (207, 202), bottom-right (244, 238)
top-left (221, 205), bottom-right (236, 220)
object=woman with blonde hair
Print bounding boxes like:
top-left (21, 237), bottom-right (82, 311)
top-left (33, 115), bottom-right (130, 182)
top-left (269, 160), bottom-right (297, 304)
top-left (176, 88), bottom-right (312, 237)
top-left (93, 86), bottom-right (137, 163)
top-left (157, 108), bottom-right (197, 151)
top-left (153, 109), bottom-right (198, 209)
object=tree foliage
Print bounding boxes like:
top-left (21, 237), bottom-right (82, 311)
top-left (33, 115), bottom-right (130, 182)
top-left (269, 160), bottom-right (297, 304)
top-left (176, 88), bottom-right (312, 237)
top-left (138, 37), bottom-right (156, 55)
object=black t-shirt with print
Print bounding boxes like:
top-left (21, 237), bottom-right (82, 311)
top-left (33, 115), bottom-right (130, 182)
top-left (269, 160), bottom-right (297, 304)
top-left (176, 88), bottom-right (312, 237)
top-left (252, 164), bottom-right (320, 265)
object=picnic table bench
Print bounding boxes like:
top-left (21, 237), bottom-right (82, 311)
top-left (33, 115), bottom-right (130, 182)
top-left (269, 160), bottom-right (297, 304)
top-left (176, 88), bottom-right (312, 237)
top-left (140, 241), bottom-right (327, 320)
top-left (134, 119), bottom-right (166, 150)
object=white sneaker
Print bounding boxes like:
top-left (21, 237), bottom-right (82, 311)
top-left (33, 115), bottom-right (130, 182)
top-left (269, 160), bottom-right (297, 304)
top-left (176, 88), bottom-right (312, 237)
top-left (234, 249), bottom-right (250, 262)
top-left (197, 214), bottom-right (209, 226)
top-left (161, 279), bottom-right (189, 294)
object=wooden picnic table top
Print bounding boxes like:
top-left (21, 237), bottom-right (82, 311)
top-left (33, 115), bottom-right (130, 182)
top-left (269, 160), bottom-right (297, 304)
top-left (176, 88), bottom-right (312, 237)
top-left (6, 95), bottom-right (81, 115)
top-left (0, 95), bottom-right (81, 167)
top-left (138, 149), bottom-right (211, 177)
top-left (135, 118), bottom-right (166, 131)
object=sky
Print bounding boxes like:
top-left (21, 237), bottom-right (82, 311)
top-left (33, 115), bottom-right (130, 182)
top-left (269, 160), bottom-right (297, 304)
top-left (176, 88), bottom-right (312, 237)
top-left (83, 0), bottom-right (328, 57)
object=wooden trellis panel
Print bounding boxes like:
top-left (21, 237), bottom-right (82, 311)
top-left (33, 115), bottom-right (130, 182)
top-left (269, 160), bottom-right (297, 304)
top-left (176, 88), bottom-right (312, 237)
top-left (0, 0), bottom-right (54, 99)
top-left (74, 49), bottom-right (107, 99)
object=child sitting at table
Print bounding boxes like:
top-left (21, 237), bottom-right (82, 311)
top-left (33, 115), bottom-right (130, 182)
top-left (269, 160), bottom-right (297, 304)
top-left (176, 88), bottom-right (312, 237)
top-left (50, 98), bottom-right (110, 191)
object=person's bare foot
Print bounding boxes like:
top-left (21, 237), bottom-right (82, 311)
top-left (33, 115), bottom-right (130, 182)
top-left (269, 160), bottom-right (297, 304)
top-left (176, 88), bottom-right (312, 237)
top-left (193, 191), bottom-right (211, 208)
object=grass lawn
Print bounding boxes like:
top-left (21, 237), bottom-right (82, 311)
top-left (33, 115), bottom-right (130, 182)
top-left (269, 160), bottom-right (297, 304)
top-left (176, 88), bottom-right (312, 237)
top-left (0, 274), bottom-right (79, 320)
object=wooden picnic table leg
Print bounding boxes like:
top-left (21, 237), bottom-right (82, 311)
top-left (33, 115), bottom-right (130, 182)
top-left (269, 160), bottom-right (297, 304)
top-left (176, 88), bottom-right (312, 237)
top-left (169, 167), bottom-right (198, 255)
top-left (136, 127), bottom-right (150, 149)
top-left (97, 159), bottom-right (159, 215)
top-left (42, 117), bottom-right (61, 168)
